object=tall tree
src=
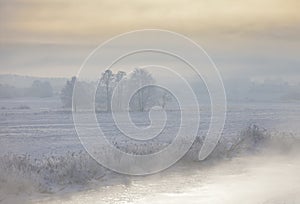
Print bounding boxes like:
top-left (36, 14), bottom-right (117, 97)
top-left (60, 76), bottom-right (76, 109)
top-left (100, 70), bottom-right (114, 112)
top-left (160, 91), bottom-right (172, 110)
top-left (129, 68), bottom-right (155, 112)
top-left (114, 71), bottom-right (126, 111)
top-left (60, 77), bottom-right (93, 112)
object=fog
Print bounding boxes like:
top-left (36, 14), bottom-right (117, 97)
top-left (1, 110), bottom-right (300, 204)
top-left (1, 1), bottom-right (300, 203)
top-left (0, 68), bottom-right (299, 204)
top-left (19, 139), bottom-right (300, 204)
top-left (137, 152), bottom-right (300, 204)
top-left (1, 73), bottom-right (300, 104)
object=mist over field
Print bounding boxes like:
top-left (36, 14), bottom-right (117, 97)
top-left (1, 74), bottom-right (300, 103)
top-left (0, 73), bottom-right (300, 203)
top-left (1, 0), bottom-right (300, 203)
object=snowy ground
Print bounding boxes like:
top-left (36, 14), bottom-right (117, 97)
top-left (0, 98), bottom-right (300, 203)
top-left (1, 98), bottom-right (299, 156)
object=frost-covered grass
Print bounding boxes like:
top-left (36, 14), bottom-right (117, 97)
top-left (185, 124), bottom-right (300, 161)
top-left (1, 124), bottom-right (298, 197)
top-left (0, 151), bottom-right (106, 195)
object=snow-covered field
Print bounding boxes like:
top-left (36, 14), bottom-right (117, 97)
top-left (0, 98), bottom-right (300, 203)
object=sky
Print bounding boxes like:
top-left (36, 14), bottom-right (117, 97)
top-left (0, 0), bottom-right (299, 83)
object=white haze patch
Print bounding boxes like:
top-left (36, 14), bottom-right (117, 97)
top-left (138, 154), bottom-right (300, 204)
top-left (30, 149), bottom-right (300, 204)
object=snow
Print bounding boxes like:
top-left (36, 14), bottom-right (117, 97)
top-left (0, 98), bottom-right (300, 203)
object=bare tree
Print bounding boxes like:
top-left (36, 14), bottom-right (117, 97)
top-left (60, 77), bottom-right (93, 112)
top-left (160, 91), bottom-right (172, 110)
top-left (60, 76), bottom-right (76, 110)
top-left (129, 68), bottom-right (155, 112)
top-left (100, 70), bottom-right (114, 112)
top-left (114, 71), bottom-right (126, 111)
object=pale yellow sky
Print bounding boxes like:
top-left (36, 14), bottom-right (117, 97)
top-left (0, 0), bottom-right (299, 43)
top-left (0, 0), bottom-right (299, 80)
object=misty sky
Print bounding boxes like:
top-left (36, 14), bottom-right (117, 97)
top-left (0, 0), bottom-right (299, 83)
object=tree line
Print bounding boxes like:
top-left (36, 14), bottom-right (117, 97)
top-left (60, 68), bottom-right (173, 112)
top-left (0, 80), bottom-right (53, 98)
